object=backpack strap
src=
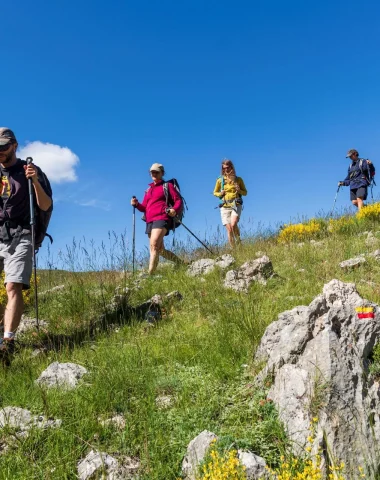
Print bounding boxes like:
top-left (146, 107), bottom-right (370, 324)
top-left (218, 176), bottom-right (225, 206)
top-left (163, 182), bottom-right (170, 206)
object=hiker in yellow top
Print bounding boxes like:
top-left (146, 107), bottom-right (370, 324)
top-left (213, 159), bottom-right (247, 247)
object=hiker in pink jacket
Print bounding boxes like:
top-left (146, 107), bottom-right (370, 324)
top-left (131, 163), bottom-right (185, 274)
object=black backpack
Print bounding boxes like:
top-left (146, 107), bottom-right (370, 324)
top-left (357, 159), bottom-right (376, 186)
top-left (163, 178), bottom-right (187, 229)
top-left (20, 160), bottom-right (53, 249)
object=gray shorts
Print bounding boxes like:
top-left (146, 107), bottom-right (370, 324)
top-left (0, 234), bottom-right (33, 289)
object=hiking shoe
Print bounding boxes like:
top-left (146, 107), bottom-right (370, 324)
top-left (0, 340), bottom-right (16, 366)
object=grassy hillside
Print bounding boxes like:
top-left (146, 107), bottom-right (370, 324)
top-left (1, 208), bottom-right (380, 479)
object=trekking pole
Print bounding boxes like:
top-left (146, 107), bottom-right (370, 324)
top-left (132, 196), bottom-right (136, 274)
top-left (26, 157), bottom-right (39, 331)
top-left (174, 216), bottom-right (214, 255)
top-left (331, 185), bottom-right (341, 215)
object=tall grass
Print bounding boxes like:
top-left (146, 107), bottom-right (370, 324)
top-left (2, 208), bottom-right (380, 478)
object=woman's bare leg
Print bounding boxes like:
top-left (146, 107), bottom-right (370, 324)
top-left (149, 228), bottom-right (167, 274)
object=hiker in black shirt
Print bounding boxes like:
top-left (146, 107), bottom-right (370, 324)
top-left (0, 128), bottom-right (52, 360)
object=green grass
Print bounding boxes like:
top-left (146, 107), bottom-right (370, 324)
top-left (2, 216), bottom-right (380, 478)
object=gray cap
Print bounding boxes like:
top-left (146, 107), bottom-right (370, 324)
top-left (0, 128), bottom-right (16, 146)
top-left (346, 148), bottom-right (359, 158)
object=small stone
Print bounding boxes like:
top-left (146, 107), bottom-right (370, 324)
top-left (77, 450), bottom-right (118, 480)
top-left (339, 256), bottom-right (366, 269)
top-left (166, 291), bottom-right (183, 301)
top-left (224, 256), bottom-right (275, 292)
top-left (237, 450), bottom-right (267, 479)
top-left (16, 317), bottom-right (49, 337)
top-left (214, 254), bottom-right (235, 269)
top-left (0, 407), bottom-right (61, 435)
top-left (77, 450), bottom-right (139, 480)
top-left (187, 259), bottom-right (216, 277)
top-left (155, 395), bottom-right (173, 409)
top-left (182, 431), bottom-right (218, 480)
top-left (149, 294), bottom-right (163, 305)
top-left (99, 414), bottom-right (126, 431)
top-left (36, 362), bottom-right (88, 390)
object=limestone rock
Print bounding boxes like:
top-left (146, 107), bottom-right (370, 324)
top-left (215, 254), bottom-right (235, 269)
top-left (339, 256), bottom-right (366, 269)
top-left (187, 255), bottom-right (235, 277)
top-left (255, 279), bottom-right (380, 473)
top-left (77, 450), bottom-right (139, 480)
top-left (0, 407), bottom-right (61, 435)
top-left (237, 450), bottom-right (268, 479)
top-left (182, 430), bottom-right (218, 480)
top-left (166, 290), bottom-right (183, 301)
top-left (149, 294), bottom-right (163, 305)
top-left (224, 256), bottom-right (274, 292)
top-left (36, 362), bottom-right (88, 389)
top-left (187, 259), bottom-right (216, 277)
top-left (155, 395), bottom-right (173, 409)
top-left (16, 316), bottom-right (49, 337)
top-left (99, 414), bottom-right (126, 431)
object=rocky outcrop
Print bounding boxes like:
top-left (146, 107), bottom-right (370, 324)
top-left (187, 255), bottom-right (235, 277)
top-left (255, 279), bottom-right (380, 475)
top-left (224, 256), bottom-right (275, 292)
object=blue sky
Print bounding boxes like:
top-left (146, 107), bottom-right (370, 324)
top-left (3, 0), bottom-right (380, 266)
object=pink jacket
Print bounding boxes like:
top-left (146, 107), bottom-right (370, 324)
top-left (136, 180), bottom-right (182, 223)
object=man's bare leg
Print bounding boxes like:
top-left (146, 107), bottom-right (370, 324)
top-left (3, 282), bottom-right (24, 337)
top-left (357, 197), bottom-right (364, 210)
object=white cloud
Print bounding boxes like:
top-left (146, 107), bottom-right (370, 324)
top-left (76, 199), bottom-right (111, 211)
top-left (18, 141), bottom-right (79, 184)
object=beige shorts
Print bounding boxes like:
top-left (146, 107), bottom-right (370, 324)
top-left (0, 234), bottom-right (33, 289)
top-left (220, 205), bottom-right (242, 226)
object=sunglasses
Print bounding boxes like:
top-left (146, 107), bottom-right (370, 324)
top-left (150, 170), bottom-right (161, 174)
top-left (0, 143), bottom-right (12, 153)
top-left (222, 166), bottom-right (232, 170)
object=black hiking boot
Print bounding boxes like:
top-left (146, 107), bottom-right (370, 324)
top-left (0, 340), bottom-right (16, 367)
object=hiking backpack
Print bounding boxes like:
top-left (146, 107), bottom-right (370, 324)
top-left (163, 178), bottom-right (187, 229)
top-left (141, 179), bottom-right (187, 230)
top-left (358, 159), bottom-right (376, 186)
top-left (217, 175), bottom-right (243, 207)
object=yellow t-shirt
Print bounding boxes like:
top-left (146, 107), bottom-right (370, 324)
top-left (213, 176), bottom-right (247, 207)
